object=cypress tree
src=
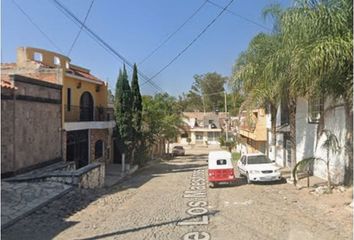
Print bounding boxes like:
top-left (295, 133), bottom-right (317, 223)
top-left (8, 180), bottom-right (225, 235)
top-left (115, 65), bottom-right (132, 154)
top-left (131, 64), bottom-right (144, 165)
top-left (131, 63), bottom-right (143, 136)
top-left (114, 69), bottom-right (123, 117)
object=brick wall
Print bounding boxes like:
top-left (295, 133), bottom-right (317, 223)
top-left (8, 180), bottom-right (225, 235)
top-left (90, 129), bottom-right (109, 163)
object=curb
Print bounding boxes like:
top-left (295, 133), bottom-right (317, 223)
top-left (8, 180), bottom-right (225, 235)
top-left (1, 185), bottom-right (73, 230)
top-left (104, 159), bottom-right (161, 188)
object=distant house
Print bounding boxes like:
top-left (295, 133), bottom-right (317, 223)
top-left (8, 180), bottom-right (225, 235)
top-left (177, 112), bottom-right (229, 145)
top-left (266, 97), bottom-right (348, 184)
top-left (1, 47), bottom-right (116, 176)
top-left (237, 108), bottom-right (267, 154)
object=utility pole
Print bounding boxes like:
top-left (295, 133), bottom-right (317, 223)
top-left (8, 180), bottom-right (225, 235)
top-left (202, 93), bottom-right (206, 115)
top-left (224, 91), bottom-right (228, 141)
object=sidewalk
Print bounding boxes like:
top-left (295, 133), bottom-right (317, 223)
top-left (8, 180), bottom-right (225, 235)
top-left (1, 181), bottom-right (73, 229)
top-left (280, 167), bottom-right (327, 187)
top-left (104, 164), bottom-right (137, 187)
top-left (1, 162), bottom-right (143, 229)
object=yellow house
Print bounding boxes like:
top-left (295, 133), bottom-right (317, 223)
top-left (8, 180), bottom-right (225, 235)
top-left (15, 47), bottom-right (115, 168)
top-left (238, 108), bottom-right (267, 153)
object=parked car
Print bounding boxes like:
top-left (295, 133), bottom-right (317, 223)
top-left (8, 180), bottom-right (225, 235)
top-left (172, 146), bottom-right (185, 156)
top-left (208, 151), bottom-right (235, 187)
top-left (237, 153), bottom-right (281, 183)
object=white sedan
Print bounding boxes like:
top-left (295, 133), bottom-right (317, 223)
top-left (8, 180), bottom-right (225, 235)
top-left (237, 153), bottom-right (282, 183)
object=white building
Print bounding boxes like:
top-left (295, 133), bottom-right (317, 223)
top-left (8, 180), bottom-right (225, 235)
top-left (266, 97), bottom-right (348, 184)
top-left (177, 112), bottom-right (229, 145)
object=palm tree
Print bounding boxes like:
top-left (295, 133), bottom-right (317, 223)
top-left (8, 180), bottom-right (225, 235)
top-left (321, 130), bottom-right (341, 192)
top-left (278, 0), bottom-right (353, 184)
top-left (231, 33), bottom-right (281, 160)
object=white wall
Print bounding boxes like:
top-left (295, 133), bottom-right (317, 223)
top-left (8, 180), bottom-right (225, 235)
top-left (266, 105), bottom-right (286, 167)
top-left (296, 98), bottom-right (318, 162)
top-left (265, 97), bottom-right (347, 184)
top-left (296, 97), bottom-right (346, 184)
top-left (313, 99), bottom-right (346, 184)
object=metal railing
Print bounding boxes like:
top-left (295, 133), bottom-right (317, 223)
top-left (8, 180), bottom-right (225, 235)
top-left (65, 105), bottom-right (114, 122)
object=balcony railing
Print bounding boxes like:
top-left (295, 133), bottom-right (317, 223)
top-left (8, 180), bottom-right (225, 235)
top-left (65, 105), bottom-right (114, 122)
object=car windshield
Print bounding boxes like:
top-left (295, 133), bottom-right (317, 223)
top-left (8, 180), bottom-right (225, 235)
top-left (247, 155), bottom-right (272, 164)
top-left (174, 146), bottom-right (183, 149)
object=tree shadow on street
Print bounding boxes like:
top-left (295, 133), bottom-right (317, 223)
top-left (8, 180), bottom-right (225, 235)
top-left (76, 210), bottom-right (219, 240)
top-left (1, 153), bottom-right (210, 240)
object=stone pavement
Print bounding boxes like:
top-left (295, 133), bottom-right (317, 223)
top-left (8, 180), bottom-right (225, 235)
top-left (1, 181), bottom-right (73, 229)
top-left (1, 162), bottom-right (142, 229)
top-left (104, 164), bottom-right (132, 187)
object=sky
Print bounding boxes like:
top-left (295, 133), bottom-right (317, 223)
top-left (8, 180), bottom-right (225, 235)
top-left (1, 0), bottom-right (292, 96)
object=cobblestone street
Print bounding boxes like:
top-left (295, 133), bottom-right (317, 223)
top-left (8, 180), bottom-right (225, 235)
top-left (2, 150), bottom-right (352, 240)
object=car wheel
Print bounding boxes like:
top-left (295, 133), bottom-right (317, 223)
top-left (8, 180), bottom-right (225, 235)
top-left (209, 182), bottom-right (215, 188)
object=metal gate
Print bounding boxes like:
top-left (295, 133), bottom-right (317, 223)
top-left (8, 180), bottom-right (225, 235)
top-left (66, 130), bottom-right (89, 168)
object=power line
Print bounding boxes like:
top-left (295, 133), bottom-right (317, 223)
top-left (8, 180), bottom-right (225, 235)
top-left (11, 0), bottom-right (63, 53)
top-left (206, 0), bottom-right (271, 31)
top-left (67, 0), bottom-right (95, 56)
top-left (141, 0), bottom-right (235, 86)
top-left (138, 0), bottom-right (208, 66)
top-left (51, 0), bottom-right (163, 93)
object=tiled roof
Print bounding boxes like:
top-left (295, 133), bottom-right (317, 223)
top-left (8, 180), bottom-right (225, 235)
top-left (67, 67), bottom-right (104, 85)
top-left (1, 75), bottom-right (17, 89)
top-left (1, 63), bottom-right (17, 70)
top-left (183, 112), bottom-right (207, 120)
top-left (183, 111), bottom-right (228, 120)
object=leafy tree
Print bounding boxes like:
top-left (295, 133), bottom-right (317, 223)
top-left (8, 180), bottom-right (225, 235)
top-left (179, 72), bottom-right (227, 112)
top-left (178, 91), bottom-right (203, 112)
top-left (142, 93), bottom-right (182, 155)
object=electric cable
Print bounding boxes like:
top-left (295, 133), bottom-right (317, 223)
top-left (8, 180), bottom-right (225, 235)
top-left (138, 0), bottom-right (208, 65)
top-left (51, 0), bottom-right (163, 93)
top-left (141, 0), bottom-right (235, 86)
top-left (206, 0), bottom-right (271, 31)
top-left (11, 0), bottom-right (63, 53)
top-left (67, 0), bottom-right (95, 56)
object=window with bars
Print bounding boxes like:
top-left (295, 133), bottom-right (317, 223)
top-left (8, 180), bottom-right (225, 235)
top-left (308, 96), bottom-right (324, 123)
top-left (95, 140), bottom-right (103, 159)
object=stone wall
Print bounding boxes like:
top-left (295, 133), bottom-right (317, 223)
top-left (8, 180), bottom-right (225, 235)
top-left (45, 162), bottom-right (105, 188)
top-left (1, 75), bottom-right (62, 176)
top-left (1, 95), bottom-right (15, 174)
top-left (78, 163), bottom-right (105, 188)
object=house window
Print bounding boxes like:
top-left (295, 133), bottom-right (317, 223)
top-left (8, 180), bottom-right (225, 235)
top-left (308, 96), bottom-right (323, 123)
top-left (207, 132), bottom-right (220, 141)
top-left (280, 101), bottom-right (289, 125)
top-left (95, 140), bottom-right (103, 159)
top-left (33, 52), bottom-right (43, 62)
top-left (67, 88), bottom-right (71, 111)
top-left (54, 56), bottom-right (60, 65)
top-left (181, 133), bottom-right (188, 138)
top-left (196, 133), bottom-right (203, 142)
